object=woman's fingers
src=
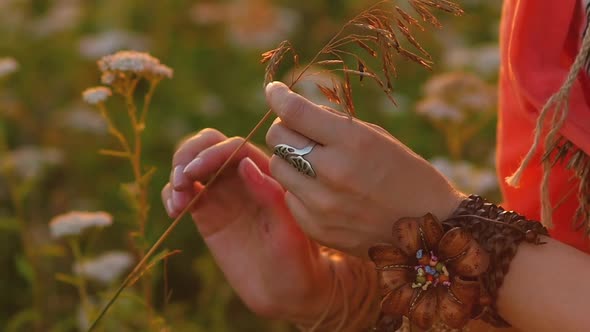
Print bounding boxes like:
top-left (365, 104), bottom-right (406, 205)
top-left (162, 182), bottom-right (200, 218)
top-left (265, 81), bottom-right (351, 144)
top-left (238, 157), bottom-right (285, 211)
top-left (266, 120), bottom-right (352, 192)
top-left (162, 183), bottom-right (174, 217)
top-left (183, 137), bottom-right (270, 182)
top-left (171, 128), bottom-right (227, 190)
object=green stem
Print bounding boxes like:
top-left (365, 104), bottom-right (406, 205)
top-left (140, 80), bottom-right (159, 126)
top-left (124, 84), bottom-right (153, 315)
top-left (97, 103), bottom-right (132, 155)
top-left (69, 238), bottom-right (92, 322)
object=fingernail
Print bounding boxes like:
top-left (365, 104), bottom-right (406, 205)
top-left (265, 81), bottom-right (285, 100)
top-left (166, 198), bottom-right (174, 215)
top-left (265, 81), bottom-right (277, 93)
top-left (183, 157), bottom-right (202, 175)
top-left (244, 157), bottom-right (265, 184)
top-left (173, 165), bottom-right (187, 188)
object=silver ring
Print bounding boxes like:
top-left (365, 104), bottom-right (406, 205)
top-left (273, 143), bottom-right (317, 178)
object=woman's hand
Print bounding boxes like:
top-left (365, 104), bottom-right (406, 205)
top-left (264, 81), bottom-right (465, 257)
top-left (161, 129), bottom-right (333, 322)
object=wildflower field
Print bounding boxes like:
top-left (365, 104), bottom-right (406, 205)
top-left (0, 1), bottom-right (502, 331)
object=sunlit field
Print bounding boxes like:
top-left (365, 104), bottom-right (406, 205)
top-left (0, 1), bottom-right (501, 331)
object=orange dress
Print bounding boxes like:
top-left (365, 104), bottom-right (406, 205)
top-left (498, 0), bottom-right (590, 252)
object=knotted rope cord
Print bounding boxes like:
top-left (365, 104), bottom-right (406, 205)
top-left (506, 12), bottom-right (590, 230)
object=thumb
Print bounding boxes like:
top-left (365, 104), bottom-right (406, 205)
top-left (238, 157), bottom-right (285, 209)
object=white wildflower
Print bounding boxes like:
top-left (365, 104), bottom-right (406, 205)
top-left (98, 51), bottom-right (158, 73)
top-left (49, 211), bottom-right (113, 239)
top-left (471, 45), bottom-right (500, 77)
top-left (151, 64), bottom-right (174, 79)
top-left (82, 87), bottom-right (111, 105)
top-left (79, 30), bottom-right (150, 59)
top-left (431, 157), bottom-right (498, 194)
top-left (1, 146), bottom-right (63, 179)
top-left (73, 251), bottom-right (134, 284)
top-left (424, 72), bottom-right (486, 98)
top-left (98, 50), bottom-right (173, 79)
top-left (416, 98), bottom-right (463, 122)
top-left (100, 72), bottom-right (116, 85)
top-left (0, 57), bottom-right (19, 78)
top-left (61, 106), bottom-right (107, 134)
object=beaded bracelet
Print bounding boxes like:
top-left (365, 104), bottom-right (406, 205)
top-left (369, 195), bottom-right (549, 331)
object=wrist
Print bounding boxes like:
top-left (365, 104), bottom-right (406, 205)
top-left (434, 189), bottom-right (467, 221)
top-left (294, 248), bottom-right (379, 331)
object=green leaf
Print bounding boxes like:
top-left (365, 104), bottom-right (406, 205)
top-left (0, 216), bottom-right (20, 233)
top-left (15, 255), bottom-right (34, 285)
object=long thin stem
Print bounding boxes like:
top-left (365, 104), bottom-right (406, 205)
top-left (140, 80), bottom-right (159, 126)
top-left (136, 80), bottom-right (159, 315)
top-left (97, 104), bottom-right (132, 155)
top-left (124, 86), bottom-right (153, 313)
top-left (69, 238), bottom-right (92, 320)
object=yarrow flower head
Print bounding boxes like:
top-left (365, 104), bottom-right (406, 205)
top-left (0, 57), bottom-right (19, 78)
top-left (82, 86), bottom-right (112, 105)
top-left (73, 251), bottom-right (134, 284)
top-left (62, 106), bottom-right (108, 134)
top-left (98, 50), bottom-right (173, 81)
top-left (49, 211), bottom-right (113, 239)
top-left (100, 72), bottom-right (116, 85)
top-left (416, 98), bottom-right (463, 122)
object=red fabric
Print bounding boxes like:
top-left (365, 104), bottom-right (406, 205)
top-left (498, 0), bottom-right (590, 253)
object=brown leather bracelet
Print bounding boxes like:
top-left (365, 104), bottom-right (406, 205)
top-left (369, 194), bottom-right (549, 331)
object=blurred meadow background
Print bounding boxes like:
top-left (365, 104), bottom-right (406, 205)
top-left (0, 0), bottom-right (502, 331)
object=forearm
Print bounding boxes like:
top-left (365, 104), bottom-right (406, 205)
top-left (497, 237), bottom-right (590, 331)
